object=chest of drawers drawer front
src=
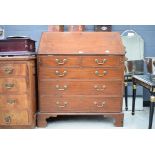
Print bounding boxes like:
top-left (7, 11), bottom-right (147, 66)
top-left (0, 63), bottom-right (27, 76)
top-left (0, 78), bottom-right (27, 94)
top-left (0, 110), bottom-right (29, 125)
top-left (81, 56), bottom-right (120, 67)
top-left (38, 56), bottom-right (81, 67)
top-left (40, 96), bottom-right (122, 112)
top-left (39, 80), bottom-right (123, 96)
top-left (39, 67), bottom-right (124, 79)
top-left (0, 95), bottom-right (28, 110)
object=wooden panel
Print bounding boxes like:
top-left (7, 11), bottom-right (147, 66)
top-left (39, 80), bottom-right (123, 96)
top-left (39, 67), bottom-right (124, 80)
top-left (0, 78), bottom-right (27, 94)
top-left (0, 95), bottom-right (28, 110)
top-left (67, 25), bottom-right (85, 31)
top-left (38, 32), bottom-right (125, 55)
top-left (48, 25), bottom-right (64, 32)
top-left (0, 110), bottom-right (29, 125)
top-left (38, 55), bottom-right (81, 67)
top-left (0, 63), bottom-right (27, 76)
top-left (39, 96), bottom-right (122, 112)
top-left (81, 55), bottom-right (121, 67)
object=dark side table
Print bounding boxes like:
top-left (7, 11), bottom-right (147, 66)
top-left (132, 75), bottom-right (155, 129)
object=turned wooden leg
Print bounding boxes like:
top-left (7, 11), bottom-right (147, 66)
top-left (37, 114), bottom-right (48, 128)
top-left (149, 95), bottom-right (155, 129)
top-left (124, 82), bottom-right (128, 111)
top-left (132, 83), bottom-right (137, 115)
top-left (113, 114), bottom-right (124, 127)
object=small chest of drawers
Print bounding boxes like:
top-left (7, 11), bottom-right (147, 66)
top-left (0, 56), bottom-right (36, 128)
top-left (37, 32), bottom-right (125, 127)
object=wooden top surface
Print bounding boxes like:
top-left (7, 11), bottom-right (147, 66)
top-left (38, 32), bottom-right (125, 55)
top-left (0, 56), bottom-right (36, 61)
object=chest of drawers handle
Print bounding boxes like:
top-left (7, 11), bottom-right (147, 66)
top-left (95, 58), bottom-right (107, 65)
top-left (56, 101), bottom-right (68, 108)
top-left (55, 58), bottom-right (67, 65)
top-left (95, 70), bottom-right (107, 77)
top-left (56, 85), bottom-right (68, 91)
top-left (94, 85), bottom-right (106, 91)
top-left (4, 83), bottom-right (15, 89)
top-left (4, 67), bottom-right (14, 74)
top-left (7, 99), bottom-right (16, 105)
top-left (4, 116), bottom-right (12, 124)
top-left (94, 101), bottom-right (106, 108)
top-left (55, 70), bottom-right (67, 77)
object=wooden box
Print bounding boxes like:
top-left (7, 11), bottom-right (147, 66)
top-left (0, 37), bottom-right (35, 52)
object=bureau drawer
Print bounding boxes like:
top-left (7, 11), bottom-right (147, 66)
top-left (0, 110), bottom-right (29, 125)
top-left (39, 80), bottom-right (123, 96)
top-left (0, 63), bottom-right (27, 76)
top-left (39, 67), bottom-right (124, 79)
top-left (40, 96), bottom-right (122, 113)
top-left (81, 56), bottom-right (120, 67)
top-left (0, 78), bottom-right (27, 94)
top-left (38, 56), bottom-right (80, 67)
top-left (0, 95), bottom-right (28, 110)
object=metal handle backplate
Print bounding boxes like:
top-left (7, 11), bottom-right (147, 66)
top-left (95, 71), bottom-right (107, 77)
top-left (55, 58), bottom-right (67, 65)
top-left (95, 59), bottom-right (107, 65)
top-left (4, 67), bottom-right (14, 74)
top-left (4, 116), bottom-right (12, 124)
top-left (7, 99), bottom-right (16, 105)
top-left (55, 70), bottom-right (67, 77)
top-left (94, 101), bottom-right (106, 107)
top-left (56, 101), bottom-right (68, 108)
top-left (56, 85), bottom-right (68, 91)
top-left (94, 85), bottom-right (106, 91)
top-left (5, 83), bottom-right (15, 89)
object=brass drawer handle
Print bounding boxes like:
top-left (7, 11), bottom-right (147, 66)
top-left (55, 70), bottom-right (67, 77)
top-left (56, 85), bottom-right (68, 91)
top-left (55, 58), bottom-right (67, 65)
top-left (4, 67), bottom-right (14, 74)
top-left (7, 99), bottom-right (16, 105)
top-left (4, 116), bottom-right (12, 124)
top-left (94, 101), bottom-right (106, 108)
top-left (56, 101), bottom-right (68, 108)
top-left (95, 70), bottom-right (107, 77)
top-left (5, 83), bottom-right (15, 89)
top-left (95, 59), bottom-right (107, 65)
top-left (94, 85), bottom-right (106, 91)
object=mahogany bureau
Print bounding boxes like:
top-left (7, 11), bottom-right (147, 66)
top-left (0, 56), bottom-right (36, 128)
top-left (37, 32), bottom-right (125, 127)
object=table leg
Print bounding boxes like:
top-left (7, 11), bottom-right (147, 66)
top-left (132, 83), bottom-right (137, 115)
top-left (124, 82), bottom-right (128, 111)
top-left (149, 95), bottom-right (155, 129)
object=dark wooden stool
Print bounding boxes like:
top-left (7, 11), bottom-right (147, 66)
top-left (132, 75), bottom-right (155, 129)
